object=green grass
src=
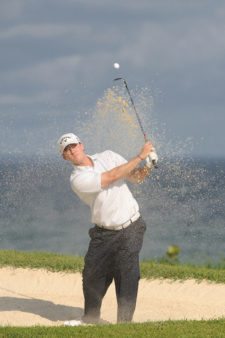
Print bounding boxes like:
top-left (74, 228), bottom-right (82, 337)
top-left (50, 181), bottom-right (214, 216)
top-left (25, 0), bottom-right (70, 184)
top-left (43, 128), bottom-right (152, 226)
top-left (0, 250), bottom-right (84, 273)
top-left (0, 250), bottom-right (225, 283)
top-left (141, 259), bottom-right (225, 283)
top-left (0, 320), bottom-right (225, 338)
top-left (0, 250), bottom-right (225, 337)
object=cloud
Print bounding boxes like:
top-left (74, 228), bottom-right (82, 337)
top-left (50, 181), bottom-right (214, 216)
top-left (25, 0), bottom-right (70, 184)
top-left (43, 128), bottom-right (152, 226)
top-left (119, 15), bottom-right (225, 72)
top-left (0, 0), bottom-right (225, 156)
top-left (0, 0), bottom-right (27, 21)
top-left (0, 91), bottom-right (57, 105)
top-left (0, 23), bottom-right (92, 40)
top-left (17, 55), bottom-right (81, 86)
top-left (2, 54), bottom-right (81, 93)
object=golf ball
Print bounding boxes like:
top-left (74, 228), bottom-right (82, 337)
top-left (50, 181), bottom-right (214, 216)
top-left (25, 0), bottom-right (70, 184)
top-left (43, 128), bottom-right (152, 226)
top-left (113, 62), bottom-right (120, 69)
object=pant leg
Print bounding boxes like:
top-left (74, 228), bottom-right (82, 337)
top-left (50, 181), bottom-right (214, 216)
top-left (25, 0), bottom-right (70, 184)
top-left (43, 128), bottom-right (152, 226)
top-left (114, 217), bottom-right (146, 322)
top-left (82, 226), bottom-right (116, 323)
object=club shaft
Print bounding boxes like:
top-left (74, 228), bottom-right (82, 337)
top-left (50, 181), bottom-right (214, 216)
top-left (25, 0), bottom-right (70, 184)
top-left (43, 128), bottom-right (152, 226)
top-left (114, 78), bottom-right (148, 142)
top-left (114, 77), bottom-right (159, 168)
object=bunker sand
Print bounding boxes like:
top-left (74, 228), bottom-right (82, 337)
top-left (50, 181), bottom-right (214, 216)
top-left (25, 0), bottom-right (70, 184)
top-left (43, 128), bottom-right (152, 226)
top-left (0, 268), bottom-right (224, 326)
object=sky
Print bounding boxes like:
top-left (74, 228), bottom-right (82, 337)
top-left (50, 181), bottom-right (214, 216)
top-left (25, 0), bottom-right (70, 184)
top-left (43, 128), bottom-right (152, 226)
top-left (1, 0), bottom-right (225, 158)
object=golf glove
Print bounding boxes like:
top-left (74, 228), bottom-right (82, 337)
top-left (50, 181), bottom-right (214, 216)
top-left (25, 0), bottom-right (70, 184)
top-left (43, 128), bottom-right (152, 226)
top-left (145, 149), bottom-right (158, 168)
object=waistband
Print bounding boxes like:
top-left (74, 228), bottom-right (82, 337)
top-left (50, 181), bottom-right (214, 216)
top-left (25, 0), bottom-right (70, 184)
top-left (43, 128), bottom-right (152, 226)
top-left (96, 211), bottom-right (140, 231)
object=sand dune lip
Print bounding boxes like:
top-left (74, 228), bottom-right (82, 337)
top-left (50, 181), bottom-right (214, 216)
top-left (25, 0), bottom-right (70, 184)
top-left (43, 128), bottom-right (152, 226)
top-left (0, 267), bottom-right (225, 326)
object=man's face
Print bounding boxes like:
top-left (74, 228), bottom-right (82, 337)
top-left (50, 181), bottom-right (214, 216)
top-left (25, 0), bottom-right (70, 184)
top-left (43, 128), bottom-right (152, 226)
top-left (63, 143), bottom-right (85, 164)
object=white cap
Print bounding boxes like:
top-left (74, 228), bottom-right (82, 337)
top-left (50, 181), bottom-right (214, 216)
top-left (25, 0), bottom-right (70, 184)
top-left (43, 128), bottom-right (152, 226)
top-left (57, 133), bottom-right (81, 154)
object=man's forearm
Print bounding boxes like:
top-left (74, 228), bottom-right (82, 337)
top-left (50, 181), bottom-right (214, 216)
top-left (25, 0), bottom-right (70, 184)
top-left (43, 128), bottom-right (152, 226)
top-left (101, 155), bottom-right (142, 188)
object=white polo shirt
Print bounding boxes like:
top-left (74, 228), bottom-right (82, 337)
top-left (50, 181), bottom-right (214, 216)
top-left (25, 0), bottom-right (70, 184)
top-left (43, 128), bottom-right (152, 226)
top-left (70, 150), bottom-right (139, 227)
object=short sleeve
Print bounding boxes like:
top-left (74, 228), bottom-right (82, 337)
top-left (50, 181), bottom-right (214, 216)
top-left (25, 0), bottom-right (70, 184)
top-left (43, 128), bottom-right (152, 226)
top-left (107, 150), bottom-right (127, 166)
top-left (70, 171), bottom-right (102, 194)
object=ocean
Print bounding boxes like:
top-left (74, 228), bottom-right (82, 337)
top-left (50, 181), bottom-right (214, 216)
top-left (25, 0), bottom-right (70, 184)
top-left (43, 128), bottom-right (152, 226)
top-left (0, 155), bottom-right (224, 264)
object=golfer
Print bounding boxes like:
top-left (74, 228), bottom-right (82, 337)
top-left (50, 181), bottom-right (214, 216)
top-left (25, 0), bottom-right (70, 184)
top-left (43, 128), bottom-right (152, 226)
top-left (57, 133), bottom-right (156, 325)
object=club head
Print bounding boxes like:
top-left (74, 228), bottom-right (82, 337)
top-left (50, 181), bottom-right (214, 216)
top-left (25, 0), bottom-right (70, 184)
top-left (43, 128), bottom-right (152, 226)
top-left (113, 77), bottom-right (128, 88)
top-left (114, 77), bottom-right (123, 82)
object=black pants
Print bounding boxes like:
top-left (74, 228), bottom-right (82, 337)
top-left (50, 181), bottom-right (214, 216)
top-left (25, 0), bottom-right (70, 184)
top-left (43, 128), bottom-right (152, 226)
top-left (82, 217), bottom-right (146, 323)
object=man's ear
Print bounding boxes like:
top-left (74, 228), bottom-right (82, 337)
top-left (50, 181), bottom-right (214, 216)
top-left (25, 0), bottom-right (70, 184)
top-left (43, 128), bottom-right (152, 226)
top-left (62, 152), bottom-right (67, 160)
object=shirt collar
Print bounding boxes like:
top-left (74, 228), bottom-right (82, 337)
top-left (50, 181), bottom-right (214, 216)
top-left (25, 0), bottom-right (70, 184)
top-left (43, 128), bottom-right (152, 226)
top-left (73, 155), bottom-right (97, 170)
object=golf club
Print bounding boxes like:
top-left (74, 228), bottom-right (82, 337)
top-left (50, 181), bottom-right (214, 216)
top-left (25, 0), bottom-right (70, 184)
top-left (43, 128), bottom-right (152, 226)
top-left (114, 77), bottom-right (158, 168)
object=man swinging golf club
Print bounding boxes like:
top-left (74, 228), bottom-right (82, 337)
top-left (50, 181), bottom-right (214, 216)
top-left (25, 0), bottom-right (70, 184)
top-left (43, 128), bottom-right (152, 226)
top-left (57, 132), bottom-right (158, 325)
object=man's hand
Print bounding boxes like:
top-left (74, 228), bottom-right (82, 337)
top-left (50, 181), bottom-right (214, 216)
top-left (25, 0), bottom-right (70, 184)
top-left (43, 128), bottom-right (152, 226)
top-left (145, 148), bottom-right (159, 168)
top-left (138, 142), bottom-right (155, 160)
top-left (127, 141), bottom-right (157, 184)
top-left (101, 141), bottom-right (157, 188)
